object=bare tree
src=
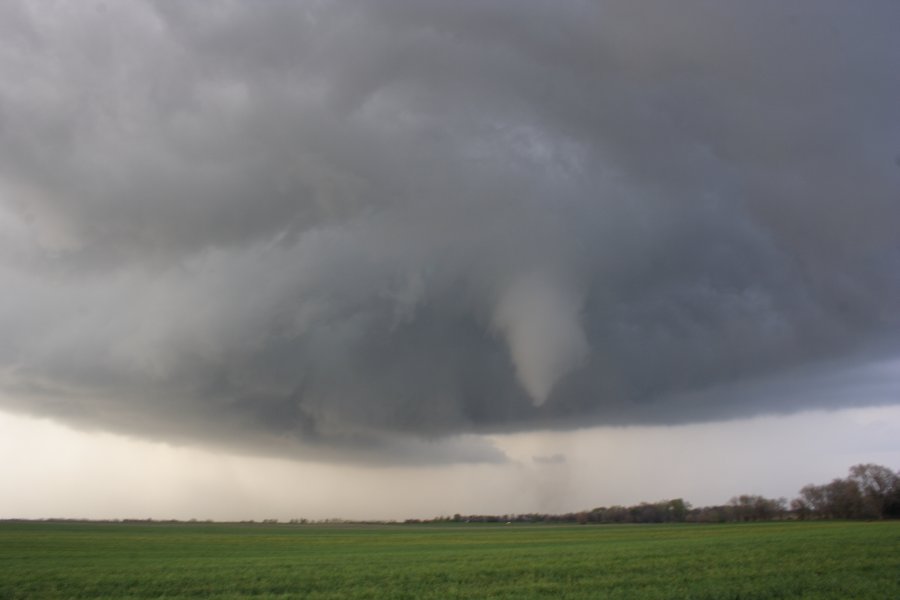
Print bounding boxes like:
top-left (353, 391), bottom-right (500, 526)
top-left (848, 464), bottom-right (900, 519)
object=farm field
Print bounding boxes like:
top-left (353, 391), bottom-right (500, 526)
top-left (1, 520), bottom-right (898, 599)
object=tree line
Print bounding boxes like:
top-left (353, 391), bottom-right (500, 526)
top-left (791, 463), bottom-right (900, 520)
top-left (417, 463), bottom-right (900, 525)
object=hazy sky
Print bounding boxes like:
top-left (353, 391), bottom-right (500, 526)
top-left (1, 1), bottom-right (899, 519)
top-left (3, 404), bottom-right (900, 521)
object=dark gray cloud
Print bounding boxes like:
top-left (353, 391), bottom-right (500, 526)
top-left (1, 0), bottom-right (898, 462)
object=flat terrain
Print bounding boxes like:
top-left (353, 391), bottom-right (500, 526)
top-left (1, 520), bottom-right (898, 599)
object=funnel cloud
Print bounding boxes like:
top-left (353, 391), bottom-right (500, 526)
top-left (0, 0), bottom-right (898, 463)
top-left (493, 273), bottom-right (588, 405)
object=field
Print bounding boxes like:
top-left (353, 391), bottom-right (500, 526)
top-left (1, 520), bottom-right (898, 599)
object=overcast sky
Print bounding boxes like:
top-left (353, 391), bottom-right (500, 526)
top-left (1, 1), bottom-right (899, 519)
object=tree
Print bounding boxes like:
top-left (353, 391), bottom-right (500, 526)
top-left (790, 497), bottom-right (811, 520)
top-left (728, 495), bottom-right (786, 521)
top-left (823, 478), bottom-right (863, 519)
top-left (798, 484), bottom-right (828, 518)
top-left (847, 464), bottom-right (900, 519)
top-left (667, 498), bottom-right (690, 522)
top-left (794, 465), bottom-right (900, 520)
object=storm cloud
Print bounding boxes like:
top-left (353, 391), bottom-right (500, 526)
top-left (1, 0), bottom-right (898, 462)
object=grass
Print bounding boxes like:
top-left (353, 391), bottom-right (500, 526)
top-left (1, 520), bottom-right (898, 599)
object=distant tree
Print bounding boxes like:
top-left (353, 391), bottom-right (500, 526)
top-left (668, 499), bottom-right (690, 522)
top-left (729, 495), bottom-right (755, 522)
top-left (728, 495), bottom-right (786, 521)
top-left (436, 464), bottom-right (897, 528)
top-left (887, 488), bottom-right (900, 519)
top-left (823, 478), bottom-right (864, 519)
top-left (602, 506), bottom-right (630, 523)
top-left (847, 464), bottom-right (900, 519)
top-left (794, 464), bottom-right (899, 520)
top-left (790, 497), bottom-right (811, 520)
top-left (797, 484), bottom-right (828, 518)
top-left (630, 502), bottom-right (668, 523)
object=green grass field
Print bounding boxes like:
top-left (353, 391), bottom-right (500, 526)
top-left (1, 520), bottom-right (898, 599)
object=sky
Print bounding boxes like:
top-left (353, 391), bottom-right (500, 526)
top-left (1, 0), bottom-right (899, 520)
